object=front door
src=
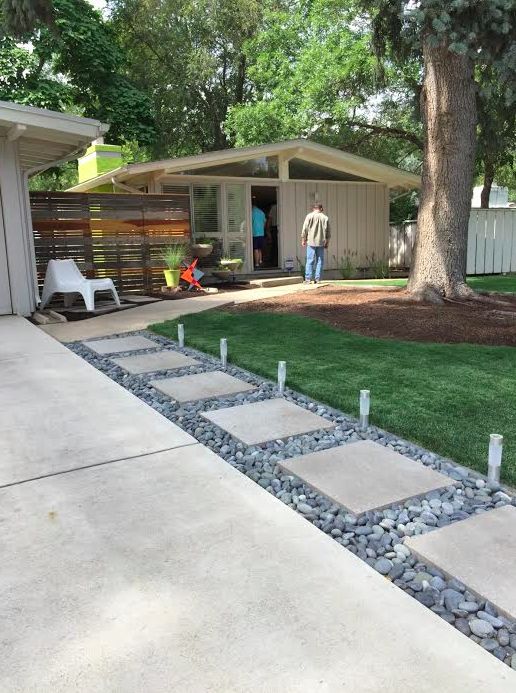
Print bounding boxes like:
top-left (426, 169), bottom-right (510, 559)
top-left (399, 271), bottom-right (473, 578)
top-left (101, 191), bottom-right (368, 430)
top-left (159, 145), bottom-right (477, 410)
top-left (0, 195), bottom-right (12, 314)
top-left (225, 183), bottom-right (250, 271)
top-left (251, 185), bottom-right (279, 270)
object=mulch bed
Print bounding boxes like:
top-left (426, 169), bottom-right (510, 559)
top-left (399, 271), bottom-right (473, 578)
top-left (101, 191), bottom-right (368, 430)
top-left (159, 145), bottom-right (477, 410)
top-left (229, 285), bottom-right (516, 346)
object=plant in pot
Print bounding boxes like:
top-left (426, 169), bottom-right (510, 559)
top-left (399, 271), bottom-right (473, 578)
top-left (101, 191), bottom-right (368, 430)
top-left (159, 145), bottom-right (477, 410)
top-left (219, 256), bottom-right (243, 272)
top-left (162, 243), bottom-right (187, 288)
top-left (191, 236), bottom-right (214, 258)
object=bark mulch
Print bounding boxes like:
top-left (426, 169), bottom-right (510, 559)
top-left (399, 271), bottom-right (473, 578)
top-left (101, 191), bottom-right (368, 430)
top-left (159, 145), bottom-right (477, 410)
top-left (229, 285), bottom-right (516, 346)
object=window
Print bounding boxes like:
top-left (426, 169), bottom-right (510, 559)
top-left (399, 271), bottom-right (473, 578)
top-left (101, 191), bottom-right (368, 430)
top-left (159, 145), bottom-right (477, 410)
top-left (288, 158), bottom-right (371, 182)
top-left (182, 156), bottom-right (278, 178)
top-left (191, 184), bottom-right (221, 240)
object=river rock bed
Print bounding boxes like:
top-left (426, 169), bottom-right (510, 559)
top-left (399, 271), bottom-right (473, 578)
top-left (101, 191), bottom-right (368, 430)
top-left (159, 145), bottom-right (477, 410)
top-left (69, 330), bottom-right (516, 669)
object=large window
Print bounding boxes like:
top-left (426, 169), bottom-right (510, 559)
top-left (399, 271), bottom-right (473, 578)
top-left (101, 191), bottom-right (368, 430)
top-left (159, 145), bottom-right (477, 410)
top-left (288, 158), bottom-right (371, 182)
top-left (191, 184), bottom-right (221, 239)
top-left (183, 156), bottom-right (278, 178)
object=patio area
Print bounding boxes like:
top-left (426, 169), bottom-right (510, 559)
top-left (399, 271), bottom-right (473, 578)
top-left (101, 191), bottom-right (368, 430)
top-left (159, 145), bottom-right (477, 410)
top-left (2, 315), bottom-right (515, 691)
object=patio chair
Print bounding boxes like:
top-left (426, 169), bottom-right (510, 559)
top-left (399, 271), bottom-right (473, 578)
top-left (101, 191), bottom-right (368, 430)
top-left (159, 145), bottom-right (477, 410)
top-left (40, 259), bottom-right (120, 312)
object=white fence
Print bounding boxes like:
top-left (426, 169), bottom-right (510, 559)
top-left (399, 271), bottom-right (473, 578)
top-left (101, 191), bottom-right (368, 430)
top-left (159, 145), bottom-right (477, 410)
top-left (390, 209), bottom-right (516, 274)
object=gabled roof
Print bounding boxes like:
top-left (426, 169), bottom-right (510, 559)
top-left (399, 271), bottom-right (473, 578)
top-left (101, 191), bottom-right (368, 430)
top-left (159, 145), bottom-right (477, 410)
top-left (0, 100), bottom-right (108, 172)
top-left (68, 139), bottom-right (420, 192)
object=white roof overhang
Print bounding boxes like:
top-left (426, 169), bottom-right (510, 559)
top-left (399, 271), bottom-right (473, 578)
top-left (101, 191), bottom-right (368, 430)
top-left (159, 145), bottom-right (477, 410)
top-left (0, 100), bottom-right (109, 173)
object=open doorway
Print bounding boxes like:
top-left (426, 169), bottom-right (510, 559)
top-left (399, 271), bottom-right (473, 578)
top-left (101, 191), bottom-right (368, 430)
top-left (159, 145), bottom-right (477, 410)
top-left (251, 185), bottom-right (279, 269)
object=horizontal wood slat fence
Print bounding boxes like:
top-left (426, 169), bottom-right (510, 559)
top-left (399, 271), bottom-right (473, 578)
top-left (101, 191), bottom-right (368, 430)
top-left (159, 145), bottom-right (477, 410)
top-left (389, 209), bottom-right (516, 274)
top-left (31, 191), bottom-right (191, 294)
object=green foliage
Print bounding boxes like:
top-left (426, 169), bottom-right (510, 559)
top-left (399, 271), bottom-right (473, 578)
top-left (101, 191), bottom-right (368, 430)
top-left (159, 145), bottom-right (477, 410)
top-left (0, 0), bottom-right (154, 147)
top-left (366, 252), bottom-right (389, 278)
top-left (29, 161), bottom-right (78, 191)
top-left (110, 0), bottom-right (265, 157)
top-left (335, 251), bottom-right (357, 279)
top-left (162, 243), bottom-right (188, 270)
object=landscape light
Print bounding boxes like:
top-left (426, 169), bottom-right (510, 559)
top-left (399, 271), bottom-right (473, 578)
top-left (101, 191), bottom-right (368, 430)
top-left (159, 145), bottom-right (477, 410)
top-left (278, 361), bottom-right (287, 394)
top-left (220, 338), bottom-right (228, 369)
top-left (178, 323), bottom-right (184, 348)
top-left (487, 433), bottom-right (503, 483)
top-left (359, 389), bottom-right (370, 430)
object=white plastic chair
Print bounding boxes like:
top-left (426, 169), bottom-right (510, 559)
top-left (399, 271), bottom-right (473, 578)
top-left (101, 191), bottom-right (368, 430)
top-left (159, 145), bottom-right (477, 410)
top-left (40, 259), bottom-right (121, 312)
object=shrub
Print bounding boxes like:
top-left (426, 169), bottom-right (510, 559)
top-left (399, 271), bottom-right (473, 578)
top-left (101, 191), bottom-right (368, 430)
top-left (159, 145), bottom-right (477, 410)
top-left (366, 253), bottom-right (390, 279)
top-left (336, 251), bottom-right (357, 279)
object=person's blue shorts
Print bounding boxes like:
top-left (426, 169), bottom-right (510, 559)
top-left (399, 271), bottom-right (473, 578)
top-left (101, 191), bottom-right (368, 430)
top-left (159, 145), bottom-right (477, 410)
top-left (253, 235), bottom-right (265, 250)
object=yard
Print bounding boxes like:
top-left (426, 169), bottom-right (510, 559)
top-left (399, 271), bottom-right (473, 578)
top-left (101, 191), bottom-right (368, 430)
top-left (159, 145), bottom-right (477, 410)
top-left (151, 290), bottom-right (516, 486)
top-left (328, 274), bottom-right (516, 293)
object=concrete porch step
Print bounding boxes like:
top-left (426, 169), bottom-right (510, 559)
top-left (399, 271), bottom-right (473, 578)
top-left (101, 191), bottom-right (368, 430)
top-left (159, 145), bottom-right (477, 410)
top-left (248, 275), bottom-right (303, 288)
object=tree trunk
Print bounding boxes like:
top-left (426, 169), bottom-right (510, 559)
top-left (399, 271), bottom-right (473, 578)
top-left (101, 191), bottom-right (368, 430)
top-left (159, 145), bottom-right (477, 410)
top-left (480, 159), bottom-right (495, 209)
top-left (407, 41), bottom-right (477, 300)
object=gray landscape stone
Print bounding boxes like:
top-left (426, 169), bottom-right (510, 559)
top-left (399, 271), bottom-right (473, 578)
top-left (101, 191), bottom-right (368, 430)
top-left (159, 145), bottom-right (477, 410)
top-left (201, 398), bottom-right (335, 446)
top-left (150, 371), bottom-right (256, 403)
top-left (406, 505), bottom-right (516, 621)
top-left (112, 350), bottom-right (199, 373)
top-left (278, 441), bottom-right (452, 515)
top-left (85, 335), bottom-right (158, 354)
top-left (470, 619), bottom-right (495, 638)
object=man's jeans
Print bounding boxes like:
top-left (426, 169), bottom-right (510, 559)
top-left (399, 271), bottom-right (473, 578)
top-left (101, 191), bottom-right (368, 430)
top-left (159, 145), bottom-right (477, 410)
top-left (305, 245), bottom-right (325, 281)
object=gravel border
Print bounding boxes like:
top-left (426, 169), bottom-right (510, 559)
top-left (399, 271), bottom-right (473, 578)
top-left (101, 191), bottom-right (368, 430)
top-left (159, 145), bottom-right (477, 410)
top-left (68, 330), bottom-right (516, 669)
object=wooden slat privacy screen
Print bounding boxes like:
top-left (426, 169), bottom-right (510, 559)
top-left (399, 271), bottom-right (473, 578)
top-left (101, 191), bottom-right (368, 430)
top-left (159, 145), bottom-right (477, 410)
top-left (31, 191), bottom-right (191, 294)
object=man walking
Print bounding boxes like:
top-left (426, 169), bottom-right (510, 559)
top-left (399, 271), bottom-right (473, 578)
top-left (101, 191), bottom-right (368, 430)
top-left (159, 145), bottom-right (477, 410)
top-left (252, 197), bottom-right (266, 269)
top-left (301, 202), bottom-right (330, 283)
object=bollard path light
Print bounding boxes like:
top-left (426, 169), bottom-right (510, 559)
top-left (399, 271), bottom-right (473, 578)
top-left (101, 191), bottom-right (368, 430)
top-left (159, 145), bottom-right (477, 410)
top-left (359, 389), bottom-right (370, 430)
top-left (177, 323), bottom-right (184, 348)
top-left (278, 361), bottom-right (287, 394)
top-left (220, 338), bottom-right (228, 369)
top-left (487, 434), bottom-right (503, 483)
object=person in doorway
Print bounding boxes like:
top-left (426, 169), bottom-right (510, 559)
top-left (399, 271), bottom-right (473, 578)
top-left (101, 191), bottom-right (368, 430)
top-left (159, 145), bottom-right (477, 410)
top-left (252, 197), bottom-right (266, 268)
top-left (301, 202), bottom-right (330, 283)
top-left (266, 202), bottom-right (279, 267)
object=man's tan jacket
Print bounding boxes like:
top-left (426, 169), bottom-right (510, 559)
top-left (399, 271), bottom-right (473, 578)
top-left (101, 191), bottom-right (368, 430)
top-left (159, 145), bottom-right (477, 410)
top-left (301, 211), bottom-right (331, 247)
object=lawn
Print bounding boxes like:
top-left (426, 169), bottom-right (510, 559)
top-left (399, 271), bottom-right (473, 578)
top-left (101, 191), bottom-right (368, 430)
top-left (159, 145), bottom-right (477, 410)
top-left (151, 311), bottom-right (516, 486)
top-left (327, 274), bottom-right (516, 293)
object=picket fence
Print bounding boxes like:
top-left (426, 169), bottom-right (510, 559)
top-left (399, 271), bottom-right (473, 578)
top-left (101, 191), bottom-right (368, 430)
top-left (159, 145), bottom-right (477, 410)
top-left (389, 209), bottom-right (516, 274)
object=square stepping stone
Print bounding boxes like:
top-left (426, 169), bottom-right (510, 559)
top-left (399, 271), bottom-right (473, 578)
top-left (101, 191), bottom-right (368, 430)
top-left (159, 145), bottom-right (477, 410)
top-left (280, 440), bottom-right (452, 516)
top-left (406, 504), bottom-right (516, 621)
top-left (201, 398), bottom-right (334, 446)
top-left (150, 371), bottom-right (256, 403)
top-left (112, 350), bottom-right (199, 374)
top-left (85, 335), bottom-right (158, 355)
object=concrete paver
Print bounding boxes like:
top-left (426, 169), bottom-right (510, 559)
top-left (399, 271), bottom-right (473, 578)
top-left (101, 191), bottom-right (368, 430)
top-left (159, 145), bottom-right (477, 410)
top-left (151, 370), bottom-right (256, 403)
top-left (112, 350), bottom-right (199, 374)
top-left (406, 504), bottom-right (516, 621)
top-left (202, 398), bottom-right (335, 445)
top-left (1, 445), bottom-right (514, 693)
top-left (0, 320), bottom-right (195, 487)
top-left (280, 440), bottom-right (453, 515)
top-left (85, 335), bottom-right (159, 354)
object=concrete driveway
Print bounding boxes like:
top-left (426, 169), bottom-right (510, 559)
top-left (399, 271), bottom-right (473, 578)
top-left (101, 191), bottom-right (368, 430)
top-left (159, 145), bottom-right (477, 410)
top-left (1, 316), bottom-right (515, 691)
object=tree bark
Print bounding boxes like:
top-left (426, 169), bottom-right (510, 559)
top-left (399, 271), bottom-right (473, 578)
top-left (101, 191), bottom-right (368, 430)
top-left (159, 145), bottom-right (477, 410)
top-left (407, 40), bottom-right (477, 300)
top-left (480, 159), bottom-right (495, 209)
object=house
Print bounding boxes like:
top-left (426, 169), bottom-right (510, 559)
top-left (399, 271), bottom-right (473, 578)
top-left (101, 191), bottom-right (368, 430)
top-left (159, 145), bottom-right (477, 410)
top-left (69, 140), bottom-right (420, 275)
top-left (0, 101), bottom-right (107, 317)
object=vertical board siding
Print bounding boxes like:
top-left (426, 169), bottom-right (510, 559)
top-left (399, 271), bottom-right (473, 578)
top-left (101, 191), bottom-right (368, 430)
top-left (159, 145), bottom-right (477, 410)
top-left (31, 191), bottom-right (190, 294)
top-left (280, 181), bottom-right (388, 271)
top-left (390, 210), bottom-right (516, 274)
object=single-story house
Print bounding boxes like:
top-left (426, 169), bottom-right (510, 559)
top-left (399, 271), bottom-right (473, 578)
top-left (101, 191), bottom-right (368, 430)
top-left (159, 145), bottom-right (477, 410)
top-left (0, 101), bottom-right (107, 317)
top-left (69, 140), bottom-right (420, 275)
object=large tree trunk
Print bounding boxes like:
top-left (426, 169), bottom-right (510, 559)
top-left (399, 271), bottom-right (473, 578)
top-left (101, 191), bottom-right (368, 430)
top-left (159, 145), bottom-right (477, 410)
top-left (480, 158), bottom-right (495, 209)
top-left (407, 41), bottom-right (477, 300)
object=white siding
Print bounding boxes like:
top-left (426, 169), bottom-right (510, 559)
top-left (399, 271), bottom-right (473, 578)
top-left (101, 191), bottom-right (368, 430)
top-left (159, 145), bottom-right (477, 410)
top-left (279, 181), bottom-right (389, 270)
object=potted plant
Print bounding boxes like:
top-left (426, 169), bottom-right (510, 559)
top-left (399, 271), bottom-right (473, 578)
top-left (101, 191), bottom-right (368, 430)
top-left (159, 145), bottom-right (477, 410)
top-left (219, 256), bottom-right (243, 272)
top-left (191, 236), bottom-right (214, 258)
top-left (162, 243), bottom-right (187, 287)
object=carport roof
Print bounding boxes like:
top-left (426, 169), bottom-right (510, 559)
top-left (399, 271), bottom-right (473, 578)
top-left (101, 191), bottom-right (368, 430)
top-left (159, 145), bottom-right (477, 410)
top-left (0, 100), bottom-right (108, 172)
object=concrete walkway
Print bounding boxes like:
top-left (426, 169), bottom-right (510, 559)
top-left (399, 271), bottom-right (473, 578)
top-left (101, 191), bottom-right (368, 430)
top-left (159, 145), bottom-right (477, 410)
top-left (1, 316), bottom-right (515, 692)
top-left (39, 283), bottom-right (318, 342)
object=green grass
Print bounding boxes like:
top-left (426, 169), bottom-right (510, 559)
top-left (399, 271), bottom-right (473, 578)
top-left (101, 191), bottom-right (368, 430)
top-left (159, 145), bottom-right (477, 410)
top-left (326, 274), bottom-right (516, 293)
top-left (151, 311), bottom-right (516, 486)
